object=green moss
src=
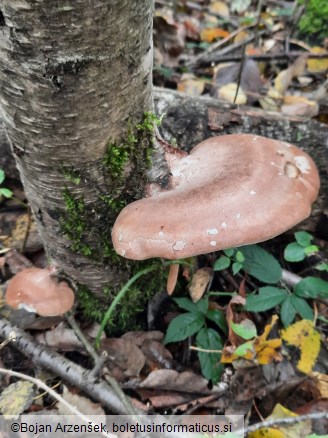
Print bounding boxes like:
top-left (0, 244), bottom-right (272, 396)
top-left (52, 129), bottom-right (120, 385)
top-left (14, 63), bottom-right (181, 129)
top-left (60, 112), bottom-right (166, 332)
top-left (297, 0), bottom-right (328, 40)
top-left (61, 188), bottom-right (93, 256)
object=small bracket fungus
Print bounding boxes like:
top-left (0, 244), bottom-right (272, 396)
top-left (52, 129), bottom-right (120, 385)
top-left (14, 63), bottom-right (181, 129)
top-left (112, 134), bottom-right (320, 261)
top-left (6, 267), bottom-right (75, 317)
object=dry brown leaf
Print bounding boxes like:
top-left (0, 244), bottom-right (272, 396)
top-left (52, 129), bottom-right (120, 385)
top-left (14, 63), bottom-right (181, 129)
top-left (274, 55), bottom-right (308, 96)
top-left (281, 95), bottom-right (319, 119)
top-left (101, 338), bottom-right (145, 379)
top-left (167, 264), bottom-right (179, 295)
top-left (140, 370), bottom-right (210, 393)
top-left (122, 331), bottom-right (164, 346)
top-left (311, 372), bottom-right (328, 398)
top-left (212, 60), bottom-right (263, 104)
top-left (188, 267), bottom-right (211, 302)
top-left (57, 386), bottom-right (105, 418)
top-left (209, 1), bottom-right (230, 18)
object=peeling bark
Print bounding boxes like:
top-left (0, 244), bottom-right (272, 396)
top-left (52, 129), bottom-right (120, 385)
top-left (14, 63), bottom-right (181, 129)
top-left (0, 1), bottom-right (157, 296)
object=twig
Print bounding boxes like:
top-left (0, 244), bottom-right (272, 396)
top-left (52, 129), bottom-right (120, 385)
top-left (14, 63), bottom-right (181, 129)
top-left (0, 318), bottom-right (132, 414)
top-left (234, 44), bottom-right (246, 104)
top-left (66, 312), bottom-right (137, 416)
top-left (241, 411), bottom-right (328, 435)
top-left (65, 312), bottom-right (98, 362)
top-left (281, 269), bottom-right (302, 287)
top-left (193, 51), bottom-right (328, 67)
top-left (0, 368), bottom-right (114, 438)
top-left (186, 26), bottom-right (255, 68)
top-left (190, 345), bottom-right (222, 354)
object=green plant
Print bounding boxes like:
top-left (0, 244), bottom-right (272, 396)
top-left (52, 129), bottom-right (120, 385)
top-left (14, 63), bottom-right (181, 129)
top-left (214, 242), bottom-right (328, 327)
top-left (284, 231), bottom-right (319, 262)
top-left (0, 168), bottom-right (13, 199)
top-left (297, 0), bottom-right (328, 40)
top-left (164, 297), bottom-right (227, 383)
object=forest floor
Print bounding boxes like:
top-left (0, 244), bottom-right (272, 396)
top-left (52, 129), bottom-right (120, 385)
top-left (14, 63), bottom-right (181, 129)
top-left (0, 1), bottom-right (327, 437)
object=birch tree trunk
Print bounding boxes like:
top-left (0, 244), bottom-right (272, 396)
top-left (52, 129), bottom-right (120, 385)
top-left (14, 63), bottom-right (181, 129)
top-left (0, 1), bottom-right (160, 299)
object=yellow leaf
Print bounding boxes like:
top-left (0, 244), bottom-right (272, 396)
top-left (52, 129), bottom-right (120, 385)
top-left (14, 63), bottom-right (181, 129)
top-left (209, 1), bottom-right (230, 18)
top-left (218, 82), bottom-right (247, 104)
top-left (249, 404), bottom-right (311, 438)
top-left (0, 381), bottom-right (35, 419)
top-left (307, 47), bottom-right (328, 73)
top-left (249, 427), bottom-right (284, 438)
top-left (281, 320), bottom-right (321, 374)
top-left (221, 316), bottom-right (282, 364)
top-left (200, 27), bottom-right (230, 43)
top-left (274, 55), bottom-right (307, 95)
top-left (177, 74), bottom-right (205, 96)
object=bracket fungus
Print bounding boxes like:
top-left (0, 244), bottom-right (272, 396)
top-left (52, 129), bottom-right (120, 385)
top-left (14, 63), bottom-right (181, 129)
top-left (112, 134), bottom-right (320, 264)
top-left (6, 267), bottom-right (75, 317)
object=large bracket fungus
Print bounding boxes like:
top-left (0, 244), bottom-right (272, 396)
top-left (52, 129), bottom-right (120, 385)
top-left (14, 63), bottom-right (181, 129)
top-left (112, 134), bottom-right (320, 261)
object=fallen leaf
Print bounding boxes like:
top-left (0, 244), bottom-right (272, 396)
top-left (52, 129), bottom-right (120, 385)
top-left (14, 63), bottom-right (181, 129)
top-left (200, 27), bottom-right (229, 43)
top-left (57, 386), bottom-right (105, 418)
top-left (307, 47), bottom-right (328, 73)
top-left (311, 372), bottom-right (328, 398)
top-left (209, 1), bottom-right (230, 18)
top-left (249, 403), bottom-right (311, 438)
top-left (177, 73), bottom-right (205, 96)
top-left (218, 82), bottom-right (247, 104)
top-left (281, 95), bottom-right (319, 119)
top-left (188, 268), bottom-right (212, 302)
top-left (212, 60), bottom-right (263, 104)
top-left (140, 370), bottom-right (210, 393)
top-left (101, 338), bottom-right (145, 379)
top-left (0, 381), bottom-right (35, 419)
top-left (274, 55), bottom-right (308, 96)
top-left (231, 0), bottom-right (252, 14)
top-left (281, 320), bottom-right (321, 374)
top-left (234, 30), bottom-right (250, 43)
top-left (167, 264), bottom-right (179, 295)
top-left (222, 315), bottom-right (282, 364)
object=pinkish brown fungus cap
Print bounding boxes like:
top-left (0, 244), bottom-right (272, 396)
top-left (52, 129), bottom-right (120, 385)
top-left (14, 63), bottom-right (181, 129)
top-left (6, 267), bottom-right (75, 316)
top-left (112, 134), bottom-right (320, 260)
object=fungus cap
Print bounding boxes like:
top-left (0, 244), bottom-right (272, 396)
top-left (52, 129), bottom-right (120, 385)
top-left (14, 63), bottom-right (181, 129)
top-left (6, 267), bottom-right (75, 316)
top-left (112, 134), bottom-right (320, 260)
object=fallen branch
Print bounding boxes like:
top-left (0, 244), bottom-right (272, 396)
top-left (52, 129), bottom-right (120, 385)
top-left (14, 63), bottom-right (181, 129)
top-left (192, 51), bottom-right (328, 68)
top-left (242, 411), bottom-right (328, 435)
top-left (0, 318), bottom-right (134, 414)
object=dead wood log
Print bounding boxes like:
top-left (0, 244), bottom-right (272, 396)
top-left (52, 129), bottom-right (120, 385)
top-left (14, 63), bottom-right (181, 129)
top-left (153, 87), bottom-right (328, 235)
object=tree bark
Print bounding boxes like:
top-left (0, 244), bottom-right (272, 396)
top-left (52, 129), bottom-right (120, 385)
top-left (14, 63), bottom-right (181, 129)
top-left (0, 1), bottom-right (158, 297)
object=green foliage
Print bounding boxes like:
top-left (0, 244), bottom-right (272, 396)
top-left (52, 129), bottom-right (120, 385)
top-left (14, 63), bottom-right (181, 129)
top-left (297, 0), bottom-right (328, 40)
top-left (0, 168), bottom-right (13, 199)
top-left (164, 297), bottom-right (226, 382)
top-left (214, 244), bottom-right (282, 283)
top-left (284, 231), bottom-right (319, 262)
top-left (214, 235), bottom-right (328, 327)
